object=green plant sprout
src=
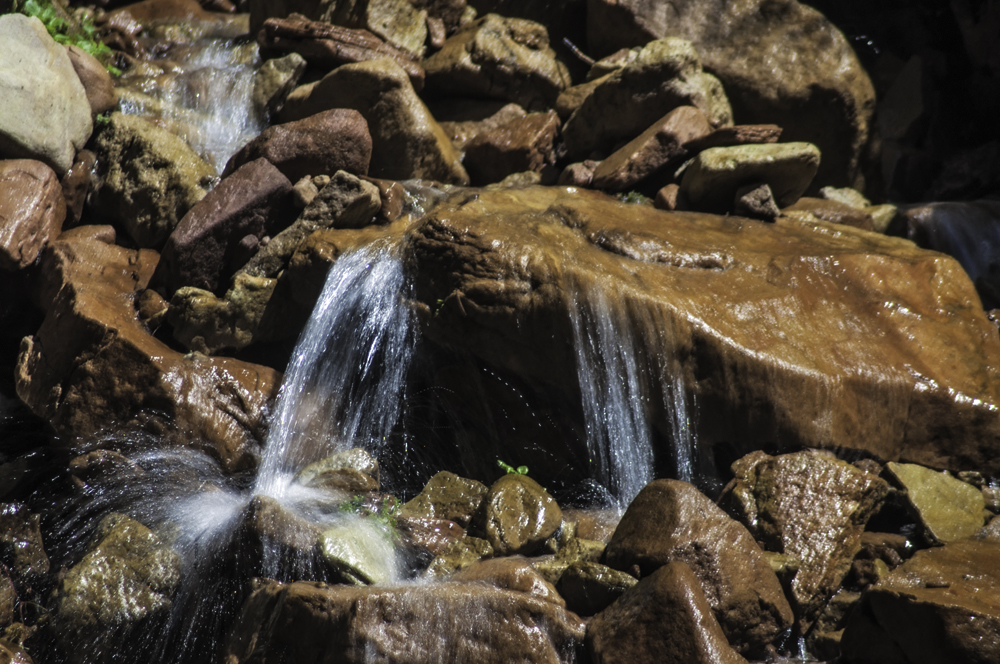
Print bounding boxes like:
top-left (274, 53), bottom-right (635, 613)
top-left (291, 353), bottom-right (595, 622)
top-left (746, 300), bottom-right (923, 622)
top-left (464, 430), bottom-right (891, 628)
top-left (339, 494), bottom-right (401, 532)
top-left (18, 0), bottom-right (121, 75)
top-left (497, 460), bottom-right (529, 475)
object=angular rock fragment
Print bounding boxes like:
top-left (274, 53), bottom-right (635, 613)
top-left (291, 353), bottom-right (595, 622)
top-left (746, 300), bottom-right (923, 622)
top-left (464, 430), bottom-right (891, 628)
top-left (603, 479), bottom-right (792, 654)
top-left (439, 102), bottom-right (526, 153)
top-left (280, 59), bottom-right (468, 184)
top-left (65, 45), bottom-right (116, 118)
top-left (425, 535), bottom-right (493, 576)
top-left (680, 142), bottom-right (821, 212)
top-left (0, 160), bottom-right (65, 271)
top-left (252, 52), bottom-right (307, 120)
top-left (557, 561), bottom-right (637, 616)
top-left (321, 0), bottom-right (427, 58)
top-left (168, 273), bottom-right (278, 354)
top-left (61, 149), bottom-right (96, 225)
top-left (886, 462), bottom-right (986, 543)
top-left (223, 109), bottom-right (372, 183)
top-left (683, 124), bottom-right (784, 153)
top-left (463, 111), bottom-right (561, 185)
top-left (733, 183), bottom-right (779, 221)
top-left (562, 38), bottom-right (732, 160)
top-left (452, 557), bottom-right (565, 606)
top-left (401, 470), bottom-right (488, 528)
top-left (586, 562), bottom-right (749, 664)
top-left (424, 14), bottom-right (571, 110)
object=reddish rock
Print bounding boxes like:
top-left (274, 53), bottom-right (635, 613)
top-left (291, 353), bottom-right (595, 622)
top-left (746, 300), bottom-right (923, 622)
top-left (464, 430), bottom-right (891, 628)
top-left (65, 45), bottom-right (116, 117)
top-left (587, 562), bottom-right (749, 664)
top-left (452, 556), bottom-right (566, 606)
top-left (395, 515), bottom-right (464, 556)
top-left (463, 111), bottom-right (561, 185)
top-left (474, 474), bottom-right (563, 556)
top-left (603, 479), bottom-right (793, 654)
top-left (223, 109), bottom-right (372, 183)
top-left (439, 102), bottom-right (526, 153)
top-left (591, 106), bottom-right (712, 192)
top-left (61, 150), bottom-right (96, 225)
top-left (684, 124), bottom-right (783, 153)
top-left (15, 233), bottom-right (280, 472)
top-left (157, 158), bottom-right (295, 295)
top-left (0, 159), bottom-right (65, 271)
top-left (558, 160), bottom-right (599, 187)
top-left (654, 183), bottom-right (680, 210)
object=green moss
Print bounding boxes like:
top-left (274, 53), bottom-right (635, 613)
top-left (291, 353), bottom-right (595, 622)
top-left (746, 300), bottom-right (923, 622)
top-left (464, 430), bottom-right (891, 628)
top-left (17, 0), bottom-right (121, 75)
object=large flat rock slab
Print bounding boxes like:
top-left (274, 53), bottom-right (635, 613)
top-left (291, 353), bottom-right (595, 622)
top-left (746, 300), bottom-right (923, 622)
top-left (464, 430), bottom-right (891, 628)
top-left (404, 186), bottom-right (1000, 474)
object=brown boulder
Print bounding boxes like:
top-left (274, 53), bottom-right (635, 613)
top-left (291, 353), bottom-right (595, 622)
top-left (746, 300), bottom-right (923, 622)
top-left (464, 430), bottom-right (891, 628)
top-left (223, 578), bottom-right (586, 663)
top-left (223, 109), bottom-right (372, 183)
top-left (400, 470), bottom-right (488, 528)
top-left (603, 479), bottom-right (792, 654)
top-left (65, 45), bottom-right (116, 117)
top-left (157, 158), bottom-right (296, 295)
top-left (404, 186), bottom-right (1000, 474)
top-left (0, 159), bottom-right (65, 271)
top-left (841, 538), bottom-right (1000, 664)
top-left (14, 233), bottom-right (280, 472)
top-left (586, 561), bottom-right (749, 664)
top-left (463, 111), bottom-right (561, 186)
top-left (451, 556), bottom-right (565, 606)
top-left (728, 450), bottom-right (889, 630)
top-left (474, 473), bottom-right (562, 556)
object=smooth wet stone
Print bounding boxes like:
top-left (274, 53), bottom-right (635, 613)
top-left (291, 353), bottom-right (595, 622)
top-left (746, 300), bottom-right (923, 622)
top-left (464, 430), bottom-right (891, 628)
top-left (886, 462), bottom-right (986, 543)
top-left (603, 479), bottom-right (792, 654)
top-left (0, 504), bottom-right (48, 579)
top-left (53, 514), bottom-right (180, 653)
top-left (295, 448), bottom-right (380, 492)
top-left (475, 474), bottom-right (562, 556)
top-left (280, 59), bottom-right (468, 184)
top-left (452, 556), bottom-right (565, 606)
top-left (562, 38), bottom-right (732, 160)
top-left (586, 561), bottom-right (749, 664)
top-left (0, 160), bottom-right (65, 272)
top-left (240, 170), bottom-right (381, 279)
top-left (557, 561), bottom-right (637, 616)
top-left (400, 470), bottom-right (488, 528)
top-left (168, 273), bottom-right (279, 354)
top-left (782, 196), bottom-right (875, 231)
top-left (91, 112), bottom-right (215, 248)
top-left (225, 577), bottom-right (586, 664)
top-left (319, 521), bottom-right (396, 585)
top-left (65, 45), bottom-right (116, 118)
top-left (15, 234), bottom-right (279, 472)
top-left (0, 15), bottom-right (92, 174)
top-left (590, 105), bottom-right (712, 192)
top-left (463, 111), bottom-right (561, 186)
top-left (585, 0), bottom-right (875, 191)
top-left (395, 515), bottom-right (463, 556)
top-left (157, 158), bottom-right (296, 295)
top-left (841, 539), bottom-right (1000, 664)
top-left (680, 142), bottom-right (821, 212)
top-left (425, 535), bottom-right (494, 576)
top-left (252, 52), bottom-right (307, 121)
top-left (730, 450), bottom-right (889, 630)
top-left (408, 184), bottom-right (1000, 471)
top-left (223, 109), bottom-right (372, 183)
top-left (424, 14), bottom-right (571, 110)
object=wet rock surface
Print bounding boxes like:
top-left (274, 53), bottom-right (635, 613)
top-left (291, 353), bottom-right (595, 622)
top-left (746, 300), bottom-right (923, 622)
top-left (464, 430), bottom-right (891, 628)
top-left (0, 160), bottom-right (65, 272)
top-left (474, 473), bottom-right (562, 556)
top-left (886, 461), bottom-right (986, 543)
top-left (400, 471), bottom-right (488, 528)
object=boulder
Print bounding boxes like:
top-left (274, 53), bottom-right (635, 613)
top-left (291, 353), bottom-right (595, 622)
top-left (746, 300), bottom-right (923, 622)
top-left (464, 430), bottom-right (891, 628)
top-left (561, 38), bottom-right (732, 160)
top-left (157, 158), bottom-right (296, 295)
top-left (424, 14), bottom-right (572, 111)
top-left (52, 513), bottom-right (180, 658)
top-left (256, 15), bottom-right (424, 90)
top-left (603, 479), bottom-right (792, 654)
top-left (239, 170), bottom-right (382, 279)
top-left (841, 539), bottom-right (1000, 664)
top-left (65, 45), bottom-right (116, 118)
top-left (728, 450), bottom-right (889, 629)
top-left (251, 52), bottom-right (307, 121)
top-left (224, 577), bottom-right (586, 663)
top-left (15, 233), bottom-right (280, 472)
top-left (557, 561), bottom-right (637, 616)
top-left (168, 273), bottom-right (278, 354)
top-left (90, 112), bottom-right (215, 249)
top-left (451, 556), bottom-right (565, 606)
top-left (474, 474), bottom-right (562, 556)
top-left (0, 160), bottom-right (65, 271)
top-left (405, 186), bottom-right (1000, 476)
top-left (319, 520), bottom-right (397, 584)
top-left (279, 59), bottom-right (468, 184)
top-left (463, 111), bottom-right (561, 186)
top-left (885, 462), bottom-right (986, 543)
top-left (400, 470), bottom-right (488, 528)
top-left (590, 105), bottom-right (712, 192)
top-left (0, 14), bottom-right (92, 174)
top-left (586, 561), bottom-right (749, 664)
top-left (585, 0), bottom-right (876, 191)
top-left (679, 142), bottom-right (821, 212)
top-left (295, 447), bottom-right (380, 492)
top-left (425, 535), bottom-right (493, 576)
top-left (222, 109), bottom-right (372, 183)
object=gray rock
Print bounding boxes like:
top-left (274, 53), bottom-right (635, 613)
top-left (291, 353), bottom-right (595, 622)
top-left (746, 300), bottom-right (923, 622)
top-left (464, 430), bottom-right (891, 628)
top-left (91, 112), bottom-right (215, 248)
top-left (319, 520), bottom-right (397, 585)
top-left (680, 142), bottom-right (821, 212)
top-left (562, 37), bottom-right (732, 160)
top-left (252, 53), bottom-right (307, 121)
top-left (295, 448), bottom-right (380, 492)
top-left (733, 183), bottom-right (779, 221)
top-left (0, 15), bottom-right (92, 173)
top-left (424, 14), bottom-right (571, 110)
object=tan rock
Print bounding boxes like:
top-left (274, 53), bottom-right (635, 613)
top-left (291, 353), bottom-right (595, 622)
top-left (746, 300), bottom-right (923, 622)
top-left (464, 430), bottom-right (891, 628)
top-left (886, 462), bottom-right (986, 543)
top-left (463, 111), bottom-right (561, 186)
top-left (400, 470), bottom-right (488, 528)
top-left (782, 196), bottom-right (875, 231)
top-left (475, 474), bottom-right (562, 556)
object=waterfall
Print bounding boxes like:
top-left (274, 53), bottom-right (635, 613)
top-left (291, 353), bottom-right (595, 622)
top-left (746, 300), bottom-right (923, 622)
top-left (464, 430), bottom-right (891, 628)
top-left (569, 284), bottom-right (696, 508)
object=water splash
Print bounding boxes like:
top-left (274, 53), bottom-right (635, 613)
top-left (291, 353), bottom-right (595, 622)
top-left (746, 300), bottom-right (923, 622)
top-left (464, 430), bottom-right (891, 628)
top-left (568, 284), bottom-right (696, 508)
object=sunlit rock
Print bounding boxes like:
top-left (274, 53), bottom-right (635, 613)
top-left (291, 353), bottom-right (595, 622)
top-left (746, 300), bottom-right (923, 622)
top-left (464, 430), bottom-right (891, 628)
top-left (451, 557), bottom-right (565, 606)
top-left (319, 520), bottom-right (396, 585)
top-left (473, 474), bottom-right (562, 556)
top-left (295, 447), bottom-right (380, 493)
top-left (885, 462), bottom-right (985, 543)
top-left (400, 470), bottom-right (488, 528)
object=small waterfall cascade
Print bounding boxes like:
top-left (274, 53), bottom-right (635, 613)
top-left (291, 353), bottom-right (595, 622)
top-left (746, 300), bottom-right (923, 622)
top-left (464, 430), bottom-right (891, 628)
top-left (568, 283), bottom-right (696, 508)
top-left (254, 241), bottom-right (417, 499)
top-left (117, 38), bottom-right (264, 173)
